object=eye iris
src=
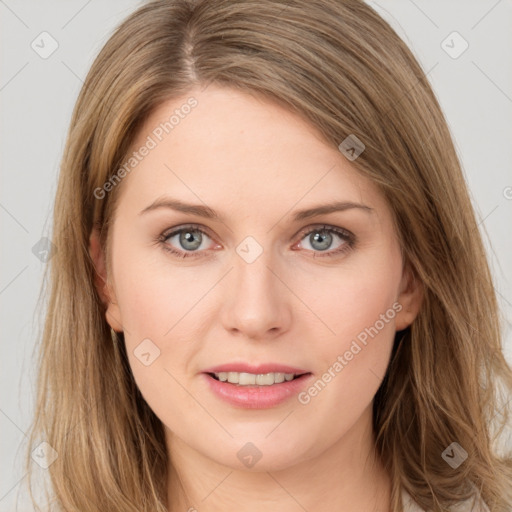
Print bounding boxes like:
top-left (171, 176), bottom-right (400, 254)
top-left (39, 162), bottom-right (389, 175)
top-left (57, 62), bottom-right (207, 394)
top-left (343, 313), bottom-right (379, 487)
top-left (310, 230), bottom-right (332, 251)
top-left (179, 230), bottom-right (202, 250)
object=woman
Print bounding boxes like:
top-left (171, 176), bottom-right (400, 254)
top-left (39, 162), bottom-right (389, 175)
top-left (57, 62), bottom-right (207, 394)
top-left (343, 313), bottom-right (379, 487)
top-left (27, 0), bottom-right (512, 511)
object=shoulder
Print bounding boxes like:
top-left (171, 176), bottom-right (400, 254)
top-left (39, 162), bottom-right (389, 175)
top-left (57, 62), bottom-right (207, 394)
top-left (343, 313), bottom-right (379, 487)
top-left (402, 488), bottom-right (490, 512)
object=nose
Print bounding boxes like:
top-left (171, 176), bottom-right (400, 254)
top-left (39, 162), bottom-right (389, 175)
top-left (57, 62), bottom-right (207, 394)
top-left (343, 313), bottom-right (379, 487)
top-left (220, 245), bottom-right (293, 340)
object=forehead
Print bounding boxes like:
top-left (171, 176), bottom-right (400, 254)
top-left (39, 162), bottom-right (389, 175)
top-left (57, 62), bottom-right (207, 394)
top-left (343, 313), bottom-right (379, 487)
top-left (115, 86), bottom-right (387, 221)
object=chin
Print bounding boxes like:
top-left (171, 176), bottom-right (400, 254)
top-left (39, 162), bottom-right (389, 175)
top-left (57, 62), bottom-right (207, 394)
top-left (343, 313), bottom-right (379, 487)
top-left (204, 435), bottom-right (312, 473)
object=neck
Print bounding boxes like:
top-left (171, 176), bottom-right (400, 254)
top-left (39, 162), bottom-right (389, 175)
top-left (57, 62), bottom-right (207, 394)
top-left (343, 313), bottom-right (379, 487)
top-left (166, 405), bottom-right (391, 512)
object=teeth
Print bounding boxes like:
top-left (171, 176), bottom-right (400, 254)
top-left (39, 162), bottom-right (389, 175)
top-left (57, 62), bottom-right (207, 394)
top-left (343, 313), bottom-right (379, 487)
top-left (214, 372), bottom-right (298, 386)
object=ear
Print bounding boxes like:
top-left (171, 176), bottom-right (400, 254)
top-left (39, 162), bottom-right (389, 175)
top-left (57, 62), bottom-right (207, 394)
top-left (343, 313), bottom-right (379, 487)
top-left (88, 227), bottom-right (123, 332)
top-left (394, 262), bottom-right (423, 331)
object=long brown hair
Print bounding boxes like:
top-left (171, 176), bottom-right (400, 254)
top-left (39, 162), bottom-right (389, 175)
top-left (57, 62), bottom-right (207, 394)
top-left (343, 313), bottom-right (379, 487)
top-left (26, 0), bottom-right (512, 510)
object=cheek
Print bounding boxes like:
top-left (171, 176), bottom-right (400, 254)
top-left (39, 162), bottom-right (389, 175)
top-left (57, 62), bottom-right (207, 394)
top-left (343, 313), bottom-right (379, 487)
top-left (113, 244), bottom-right (208, 338)
top-left (325, 273), bottom-right (400, 346)
top-left (117, 277), bottom-right (205, 433)
top-left (296, 247), bottom-right (402, 408)
top-left (302, 249), bottom-right (402, 350)
top-left (110, 252), bottom-right (196, 392)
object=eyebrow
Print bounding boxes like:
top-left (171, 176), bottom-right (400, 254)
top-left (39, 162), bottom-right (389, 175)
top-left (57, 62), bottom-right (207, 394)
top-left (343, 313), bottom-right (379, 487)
top-left (139, 197), bottom-right (374, 221)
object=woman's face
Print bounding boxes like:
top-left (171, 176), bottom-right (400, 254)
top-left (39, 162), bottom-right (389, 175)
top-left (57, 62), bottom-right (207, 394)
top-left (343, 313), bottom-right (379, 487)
top-left (91, 85), bottom-right (421, 472)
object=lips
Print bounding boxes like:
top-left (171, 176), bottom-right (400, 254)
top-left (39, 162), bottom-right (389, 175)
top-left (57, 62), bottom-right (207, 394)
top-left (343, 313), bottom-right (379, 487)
top-left (201, 362), bottom-right (313, 408)
top-left (202, 363), bottom-right (309, 375)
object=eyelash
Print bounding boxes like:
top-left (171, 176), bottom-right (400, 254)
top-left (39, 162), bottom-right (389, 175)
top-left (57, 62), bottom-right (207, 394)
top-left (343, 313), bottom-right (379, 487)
top-left (157, 223), bottom-right (356, 260)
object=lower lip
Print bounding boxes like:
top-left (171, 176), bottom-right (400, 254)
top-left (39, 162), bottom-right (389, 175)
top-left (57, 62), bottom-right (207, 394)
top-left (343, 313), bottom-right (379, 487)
top-left (202, 373), bottom-right (313, 409)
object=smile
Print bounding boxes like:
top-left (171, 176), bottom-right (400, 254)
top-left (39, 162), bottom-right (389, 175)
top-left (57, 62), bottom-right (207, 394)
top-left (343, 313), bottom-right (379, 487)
top-left (203, 371), bottom-right (313, 409)
top-left (210, 371), bottom-right (304, 386)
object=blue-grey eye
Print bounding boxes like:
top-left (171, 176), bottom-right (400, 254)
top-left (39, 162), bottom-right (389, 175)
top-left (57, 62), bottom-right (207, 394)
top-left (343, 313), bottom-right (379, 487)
top-left (178, 229), bottom-right (203, 251)
top-left (309, 230), bottom-right (333, 251)
top-left (300, 227), bottom-right (348, 253)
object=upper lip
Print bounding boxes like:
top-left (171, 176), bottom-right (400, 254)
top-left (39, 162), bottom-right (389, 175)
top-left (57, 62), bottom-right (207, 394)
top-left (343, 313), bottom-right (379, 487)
top-left (203, 363), bottom-right (310, 375)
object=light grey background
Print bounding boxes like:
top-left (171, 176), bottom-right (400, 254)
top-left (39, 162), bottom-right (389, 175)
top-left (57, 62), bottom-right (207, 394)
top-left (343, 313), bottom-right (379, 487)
top-left (1, 1), bottom-right (511, 510)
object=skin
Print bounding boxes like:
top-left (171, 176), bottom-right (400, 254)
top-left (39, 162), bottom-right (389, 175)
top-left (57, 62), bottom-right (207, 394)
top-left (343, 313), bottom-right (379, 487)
top-left (89, 85), bottom-right (423, 512)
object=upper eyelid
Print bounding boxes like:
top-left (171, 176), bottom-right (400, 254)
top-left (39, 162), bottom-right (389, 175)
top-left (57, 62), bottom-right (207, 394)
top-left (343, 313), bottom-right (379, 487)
top-left (162, 223), bottom-right (214, 238)
top-left (296, 224), bottom-right (352, 239)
